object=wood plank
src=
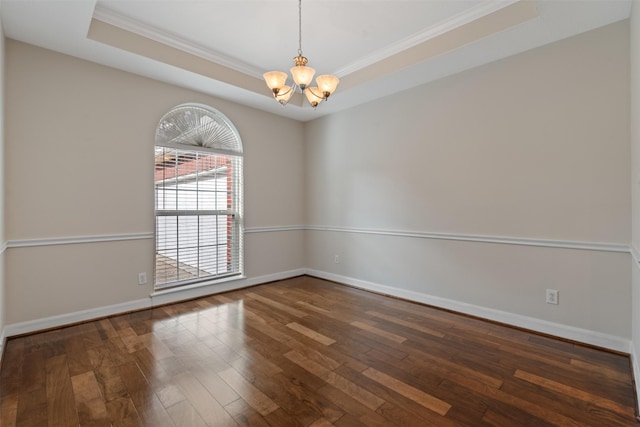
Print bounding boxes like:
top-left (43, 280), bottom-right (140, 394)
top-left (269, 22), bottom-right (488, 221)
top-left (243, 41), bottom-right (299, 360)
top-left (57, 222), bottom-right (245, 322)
top-left (284, 350), bottom-right (385, 411)
top-left (0, 394), bottom-right (18, 427)
top-left (156, 383), bottom-right (186, 409)
top-left (513, 369), bottom-right (635, 419)
top-left (334, 363), bottom-right (463, 427)
top-left (229, 358), bottom-right (344, 425)
top-left (569, 358), bottom-right (632, 382)
top-left (105, 397), bottom-right (143, 426)
top-left (16, 388), bottom-right (48, 427)
top-left (497, 376), bottom-right (635, 426)
top-left (117, 361), bottom-right (175, 427)
top-left (165, 400), bottom-right (210, 427)
top-left (224, 398), bottom-right (272, 427)
top-left (45, 355), bottom-right (78, 427)
top-left (218, 367), bottom-right (279, 416)
top-left (245, 292), bottom-right (308, 318)
top-left (481, 407), bottom-right (555, 427)
top-left (446, 376), bottom-right (584, 426)
top-left (192, 368), bottom-right (240, 406)
top-left (350, 320), bottom-right (407, 344)
top-left (295, 300), bottom-right (331, 314)
top-left (286, 322), bottom-right (337, 345)
top-left (366, 310), bottom-right (446, 338)
top-left (64, 334), bottom-right (92, 376)
top-left (172, 372), bottom-right (238, 426)
top-left (362, 367), bottom-right (451, 416)
top-left (309, 417), bottom-right (336, 427)
top-left (71, 371), bottom-right (110, 425)
top-left (314, 384), bottom-right (390, 425)
top-left (404, 350), bottom-right (504, 389)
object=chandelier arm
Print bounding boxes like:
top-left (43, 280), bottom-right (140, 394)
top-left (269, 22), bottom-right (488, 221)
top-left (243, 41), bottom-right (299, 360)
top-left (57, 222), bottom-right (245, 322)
top-left (279, 85), bottom-right (295, 97)
top-left (306, 87), bottom-right (325, 101)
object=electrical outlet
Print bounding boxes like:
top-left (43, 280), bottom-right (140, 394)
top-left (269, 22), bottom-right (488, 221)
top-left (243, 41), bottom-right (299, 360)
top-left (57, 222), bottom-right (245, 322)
top-left (546, 289), bottom-right (559, 305)
top-left (334, 255), bottom-right (340, 264)
top-left (138, 272), bottom-right (147, 285)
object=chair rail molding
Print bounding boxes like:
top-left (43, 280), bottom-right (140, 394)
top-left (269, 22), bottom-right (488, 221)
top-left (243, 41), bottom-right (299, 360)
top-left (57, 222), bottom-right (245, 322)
top-left (7, 232), bottom-right (154, 248)
top-left (306, 225), bottom-right (630, 253)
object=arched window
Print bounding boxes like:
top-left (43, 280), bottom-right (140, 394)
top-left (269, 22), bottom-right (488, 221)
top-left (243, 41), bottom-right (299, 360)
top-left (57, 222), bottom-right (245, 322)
top-left (154, 104), bottom-right (243, 289)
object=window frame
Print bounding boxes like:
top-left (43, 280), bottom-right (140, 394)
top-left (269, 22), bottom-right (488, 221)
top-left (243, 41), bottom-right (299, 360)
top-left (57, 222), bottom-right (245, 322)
top-left (154, 104), bottom-right (243, 290)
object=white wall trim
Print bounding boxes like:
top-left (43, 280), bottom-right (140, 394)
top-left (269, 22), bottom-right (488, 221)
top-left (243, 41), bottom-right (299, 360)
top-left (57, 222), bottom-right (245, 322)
top-left (630, 344), bottom-right (640, 416)
top-left (92, 5), bottom-right (264, 79)
top-left (4, 227), bottom-right (305, 248)
top-left (0, 329), bottom-right (5, 362)
top-left (2, 268), bottom-right (306, 338)
top-left (631, 245), bottom-right (640, 266)
top-left (630, 248), bottom-right (640, 414)
top-left (333, 0), bottom-right (520, 76)
top-left (245, 226), bottom-right (305, 234)
top-left (307, 225), bottom-right (630, 253)
top-left (7, 232), bottom-right (154, 248)
top-left (5, 227), bottom-right (628, 254)
top-left (150, 268), bottom-right (305, 306)
top-left (305, 268), bottom-right (631, 353)
top-left (3, 298), bottom-right (152, 338)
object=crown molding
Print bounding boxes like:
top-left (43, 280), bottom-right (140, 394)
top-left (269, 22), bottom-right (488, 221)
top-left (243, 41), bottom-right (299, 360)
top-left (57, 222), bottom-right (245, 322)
top-left (333, 0), bottom-right (522, 77)
top-left (92, 5), bottom-right (264, 79)
top-left (93, 1), bottom-right (523, 81)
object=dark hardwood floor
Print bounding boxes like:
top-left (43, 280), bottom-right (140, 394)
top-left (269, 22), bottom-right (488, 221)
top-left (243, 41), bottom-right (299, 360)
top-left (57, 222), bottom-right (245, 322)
top-left (0, 275), bottom-right (637, 426)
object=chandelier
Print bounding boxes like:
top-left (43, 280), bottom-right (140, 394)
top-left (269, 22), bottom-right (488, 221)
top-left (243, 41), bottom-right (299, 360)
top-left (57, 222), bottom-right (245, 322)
top-left (263, 0), bottom-right (339, 109)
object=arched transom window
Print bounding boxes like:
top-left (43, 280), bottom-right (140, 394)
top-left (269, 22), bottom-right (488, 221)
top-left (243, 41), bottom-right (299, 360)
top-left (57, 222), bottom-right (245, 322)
top-left (154, 104), bottom-right (243, 289)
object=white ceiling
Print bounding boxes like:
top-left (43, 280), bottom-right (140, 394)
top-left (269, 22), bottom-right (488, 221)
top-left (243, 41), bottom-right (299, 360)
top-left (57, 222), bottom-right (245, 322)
top-left (0, 0), bottom-right (632, 122)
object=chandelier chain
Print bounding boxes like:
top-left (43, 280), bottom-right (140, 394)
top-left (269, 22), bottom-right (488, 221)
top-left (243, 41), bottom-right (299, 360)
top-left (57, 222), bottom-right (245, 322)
top-left (298, 0), bottom-right (303, 56)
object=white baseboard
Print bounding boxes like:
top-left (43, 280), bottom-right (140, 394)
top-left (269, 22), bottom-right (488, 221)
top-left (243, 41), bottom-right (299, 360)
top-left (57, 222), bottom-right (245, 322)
top-left (150, 268), bottom-right (305, 306)
top-left (0, 328), bottom-right (5, 361)
top-left (630, 344), bottom-right (640, 416)
top-left (305, 268), bottom-right (631, 353)
top-left (243, 268), bottom-right (307, 286)
top-left (4, 298), bottom-right (151, 338)
top-left (2, 268), bottom-right (306, 339)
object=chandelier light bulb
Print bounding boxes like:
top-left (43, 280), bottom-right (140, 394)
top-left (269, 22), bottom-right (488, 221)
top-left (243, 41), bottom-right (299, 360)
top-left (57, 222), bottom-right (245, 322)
top-left (263, 71), bottom-right (287, 92)
top-left (316, 74), bottom-right (340, 98)
top-left (305, 87), bottom-right (323, 109)
top-left (290, 64), bottom-right (316, 89)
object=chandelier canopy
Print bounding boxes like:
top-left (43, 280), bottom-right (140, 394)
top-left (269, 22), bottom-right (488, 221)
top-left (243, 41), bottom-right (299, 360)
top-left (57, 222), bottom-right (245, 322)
top-left (263, 0), bottom-right (339, 109)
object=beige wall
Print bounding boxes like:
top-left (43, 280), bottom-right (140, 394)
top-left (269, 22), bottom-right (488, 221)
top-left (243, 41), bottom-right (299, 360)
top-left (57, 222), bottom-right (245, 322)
top-left (1, 18), bottom-right (633, 351)
top-left (4, 40), bottom-right (305, 324)
top-left (305, 21), bottom-right (631, 340)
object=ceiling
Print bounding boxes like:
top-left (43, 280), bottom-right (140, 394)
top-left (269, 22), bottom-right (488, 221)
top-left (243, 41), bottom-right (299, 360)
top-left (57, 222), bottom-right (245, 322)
top-left (0, 0), bottom-right (632, 122)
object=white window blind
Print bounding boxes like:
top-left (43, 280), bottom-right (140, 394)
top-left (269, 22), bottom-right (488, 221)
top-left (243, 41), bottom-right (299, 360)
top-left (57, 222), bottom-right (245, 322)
top-left (154, 104), bottom-right (243, 290)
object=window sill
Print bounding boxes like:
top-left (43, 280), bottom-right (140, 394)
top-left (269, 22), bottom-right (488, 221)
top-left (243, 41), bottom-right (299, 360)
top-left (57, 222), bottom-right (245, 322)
top-left (150, 274), bottom-right (247, 298)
